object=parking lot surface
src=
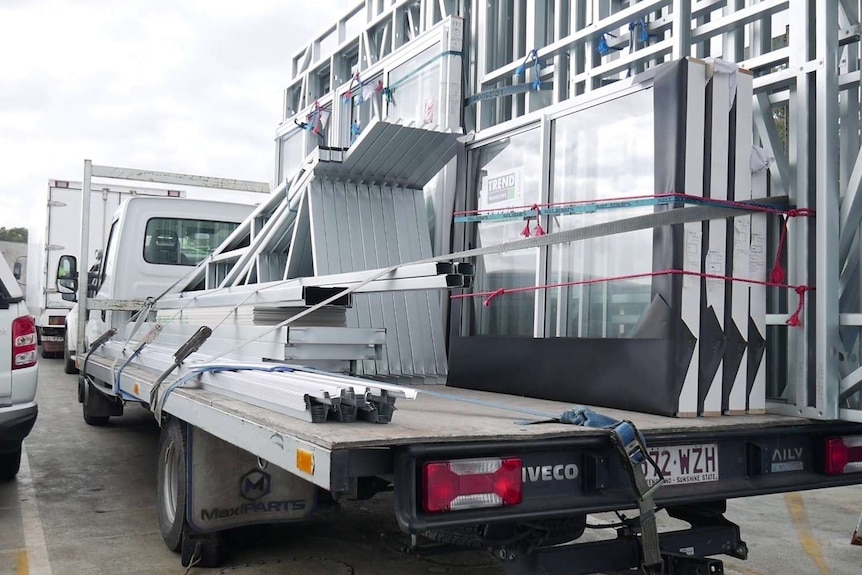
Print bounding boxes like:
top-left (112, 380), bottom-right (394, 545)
top-left (1, 359), bottom-right (860, 574)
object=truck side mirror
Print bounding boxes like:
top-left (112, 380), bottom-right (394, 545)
top-left (56, 255), bottom-right (78, 301)
top-left (12, 262), bottom-right (22, 280)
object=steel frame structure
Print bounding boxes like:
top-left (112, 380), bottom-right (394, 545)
top-left (280, 0), bottom-right (861, 422)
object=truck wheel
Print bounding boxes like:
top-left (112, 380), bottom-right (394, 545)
top-left (0, 446), bottom-right (23, 481)
top-left (82, 381), bottom-right (122, 426)
top-left (158, 417), bottom-right (189, 552)
top-left (64, 340), bottom-right (78, 374)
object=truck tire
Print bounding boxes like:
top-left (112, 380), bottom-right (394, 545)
top-left (0, 447), bottom-right (23, 481)
top-left (64, 339), bottom-right (78, 374)
top-left (40, 346), bottom-right (54, 359)
top-left (158, 417), bottom-right (188, 552)
top-left (82, 381), bottom-right (122, 426)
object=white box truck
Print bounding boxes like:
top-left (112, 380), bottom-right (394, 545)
top-left (27, 180), bottom-right (187, 369)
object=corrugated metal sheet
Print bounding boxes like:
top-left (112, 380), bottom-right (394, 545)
top-left (336, 119), bottom-right (461, 189)
top-left (167, 122), bottom-right (458, 383)
top-left (306, 178), bottom-right (448, 383)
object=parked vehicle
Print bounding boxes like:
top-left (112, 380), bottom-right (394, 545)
top-left (64, 1), bottom-right (862, 573)
top-left (74, 153), bottom-right (862, 574)
top-left (27, 180), bottom-right (187, 370)
top-left (61, 195), bottom-right (257, 384)
top-left (0, 257), bottom-right (38, 480)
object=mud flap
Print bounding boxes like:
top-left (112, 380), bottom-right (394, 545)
top-left (186, 426), bottom-right (316, 533)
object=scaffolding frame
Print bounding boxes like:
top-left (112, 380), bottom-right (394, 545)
top-left (279, 0), bottom-right (862, 422)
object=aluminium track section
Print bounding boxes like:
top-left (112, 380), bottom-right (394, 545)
top-left (82, 349), bottom-right (816, 494)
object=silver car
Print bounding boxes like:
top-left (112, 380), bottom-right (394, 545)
top-left (0, 257), bottom-right (38, 480)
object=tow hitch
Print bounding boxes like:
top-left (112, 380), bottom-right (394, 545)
top-left (501, 502), bottom-right (746, 575)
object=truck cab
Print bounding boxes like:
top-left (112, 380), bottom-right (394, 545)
top-left (61, 197), bottom-right (254, 368)
top-left (30, 180), bottom-right (190, 361)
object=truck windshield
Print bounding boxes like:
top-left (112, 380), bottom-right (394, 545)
top-left (143, 218), bottom-right (239, 266)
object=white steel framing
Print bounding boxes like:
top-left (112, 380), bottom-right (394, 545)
top-left (280, 1), bottom-right (861, 423)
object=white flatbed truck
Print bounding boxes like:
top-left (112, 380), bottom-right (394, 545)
top-left (70, 158), bottom-right (862, 575)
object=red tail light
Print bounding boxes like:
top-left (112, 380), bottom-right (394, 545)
top-left (12, 315), bottom-right (37, 370)
top-left (423, 457), bottom-right (522, 513)
top-left (824, 436), bottom-right (862, 475)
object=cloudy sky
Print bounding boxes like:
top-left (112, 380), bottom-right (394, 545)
top-left (0, 0), bottom-right (343, 231)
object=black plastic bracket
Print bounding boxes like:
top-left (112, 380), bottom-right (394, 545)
top-left (502, 520), bottom-right (745, 575)
top-left (180, 531), bottom-right (224, 568)
top-left (663, 552), bottom-right (724, 574)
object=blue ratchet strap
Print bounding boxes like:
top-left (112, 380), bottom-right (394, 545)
top-left (597, 33), bottom-right (616, 56)
top-left (113, 352), bottom-right (143, 399)
top-left (454, 195), bottom-right (784, 224)
top-left (630, 18), bottom-right (650, 44)
top-left (561, 406), bottom-right (663, 570)
top-left (113, 324), bottom-right (163, 399)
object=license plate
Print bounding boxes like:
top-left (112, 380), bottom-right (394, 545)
top-left (42, 336), bottom-right (64, 342)
top-left (642, 443), bottom-right (719, 486)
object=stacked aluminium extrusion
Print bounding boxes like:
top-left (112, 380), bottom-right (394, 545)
top-left (98, 340), bottom-right (416, 424)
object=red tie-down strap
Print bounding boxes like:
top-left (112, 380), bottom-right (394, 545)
top-left (459, 269), bottom-right (813, 328)
top-left (519, 204), bottom-right (546, 238)
top-left (769, 208), bottom-right (815, 284)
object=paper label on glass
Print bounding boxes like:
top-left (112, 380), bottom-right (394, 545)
top-left (479, 169), bottom-right (524, 211)
top-left (684, 228), bottom-right (701, 287)
top-left (750, 231), bottom-right (767, 279)
top-left (448, 18), bottom-right (464, 49)
top-left (424, 97), bottom-right (435, 124)
top-left (705, 250), bottom-right (724, 298)
top-left (732, 216), bottom-right (750, 278)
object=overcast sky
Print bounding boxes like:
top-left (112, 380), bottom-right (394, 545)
top-left (0, 0), bottom-right (343, 231)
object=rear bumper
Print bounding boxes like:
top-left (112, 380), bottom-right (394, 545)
top-left (41, 341), bottom-right (64, 353)
top-left (0, 402), bottom-right (38, 452)
top-left (40, 327), bottom-right (65, 352)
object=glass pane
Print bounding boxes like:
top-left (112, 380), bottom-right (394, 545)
top-left (386, 48), bottom-right (448, 253)
top-left (386, 46), bottom-right (441, 125)
top-left (144, 218), bottom-right (240, 266)
top-left (469, 128), bottom-right (543, 336)
top-left (546, 89), bottom-right (655, 338)
top-left (279, 131), bottom-right (305, 183)
top-left (485, 0), bottom-right (515, 73)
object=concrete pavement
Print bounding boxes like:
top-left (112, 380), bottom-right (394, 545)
top-left (1, 358), bottom-right (861, 574)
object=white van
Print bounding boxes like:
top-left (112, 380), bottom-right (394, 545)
top-left (0, 256), bottom-right (38, 480)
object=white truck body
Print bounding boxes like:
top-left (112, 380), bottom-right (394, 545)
top-left (70, 141), bottom-right (862, 573)
top-left (28, 180), bottom-right (187, 357)
top-left (65, 196), bottom-right (256, 360)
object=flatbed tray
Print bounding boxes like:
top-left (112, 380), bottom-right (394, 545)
top-left (168, 381), bottom-right (810, 450)
top-left (91, 357), bottom-right (813, 451)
